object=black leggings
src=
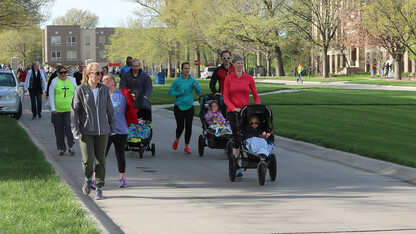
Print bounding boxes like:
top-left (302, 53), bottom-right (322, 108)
top-left (227, 111), bottom-right (240, 149)
top-left (173, 105), bottom-right (194, 144)
top-left (105, 134), bottom-right (127, 173)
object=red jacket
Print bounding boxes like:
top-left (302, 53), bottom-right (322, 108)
top-left (121, 88), bottom-right (138, 124)
top-left (210, 64), bottom-right (235, 94)
top-left (223, 72), bottom-right (260, 112)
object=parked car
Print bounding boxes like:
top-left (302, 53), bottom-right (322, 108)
top-left (0, 70), bottom-right (23, 119)
top-left (200, 66), bottom-right (217, 79)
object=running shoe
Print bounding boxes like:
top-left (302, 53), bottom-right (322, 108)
top-left (59, 150), bottom-right (66, 156)
top-left (95, 188), bottom-right (103, 200)
top-left (172, 140), bottom-right (179, 150)
top-left (119, 178), bottom-right (128, 188)
top-left (82, 178), bottom-right (92, 195)
top-left (236, 168), bottom-right (243, 177)
top-left (68, 148), bottom-right (75, 156)
top-left (184, 147), bottom-right (191, 154)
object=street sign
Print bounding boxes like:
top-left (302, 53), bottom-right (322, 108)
top-left (194, 60), bottom-right (199, 66)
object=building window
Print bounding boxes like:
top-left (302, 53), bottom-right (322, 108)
top-left (85, 51), bottom-right (91, 59)
top-left (52, 51), bottom-right (61, 61)
top-left (67, 51), bottom-right (77, 61)
top-left (51, 36), bottom-right (61, 46)
top-left (66, 36), bottom-right (77, 46)
top-left (99, 50), bottom-right (105, 59)
top-left (99, 36), bottom-right (105, 44)
top-left (85, 36), bottom-right (90, 45)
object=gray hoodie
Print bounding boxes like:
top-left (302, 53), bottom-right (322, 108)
top-left (71, 82), bottom-right (115, 138)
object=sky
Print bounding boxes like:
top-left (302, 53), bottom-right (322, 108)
top-left (42, 0), bottom-right (142, 27)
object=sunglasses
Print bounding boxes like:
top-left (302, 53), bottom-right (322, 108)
top-left (59, 71), bottom-right (67, 74)
top-left (222, 56), bottom-right (231, 60)
top-left (250, 121), bottom-right (259, 125)
top-left (90, 71), bottom-right (102, 76)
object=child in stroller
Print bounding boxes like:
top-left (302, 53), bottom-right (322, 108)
top-left (228, 104), bottom-right (277, 185)
top-left (204, 100), bottom-right (232, 137)
top-left (198, 94), bottom-right (233, 157)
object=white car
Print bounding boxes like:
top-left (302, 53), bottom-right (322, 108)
top-left (200, 66), bottom-right (217, 79)
top-left (0, 70), bottom-right (23, 119)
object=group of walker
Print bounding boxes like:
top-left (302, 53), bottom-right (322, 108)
top-left (23, 51), bottom-right (277, 200)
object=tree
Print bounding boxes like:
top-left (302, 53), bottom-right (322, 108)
top-left (52, 8), bottom-right (99, 28)
top-left (0, 27), bottom-right (42, 65)
top-left (284, 0), bottom-right (342, 78)
top-left (0, 0), bottom-right (52, 32)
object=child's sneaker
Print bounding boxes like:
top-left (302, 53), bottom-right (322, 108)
top-left (119, 178), bottom-right (128, 188)
top-left (91, 179), bottom-right (97, 190)
top-left (172, 140), bottom-right (179, 150)
top-left (184, 147), bottom-right (191, 154)
top-left (236, 168), bottom-right (243, 177)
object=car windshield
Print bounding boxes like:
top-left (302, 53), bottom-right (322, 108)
top-left (0, 73), bottom-right (16, 87)
top-left (208, 67), bottom-right (216, 72)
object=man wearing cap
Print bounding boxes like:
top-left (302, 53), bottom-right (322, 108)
top-left (210, 50), bottom-right (235, 95)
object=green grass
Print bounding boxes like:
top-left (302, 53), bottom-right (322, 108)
top-left (260, 88), bottom-right (416, 167)
top-left (0, 116), bottom-right (100, 233)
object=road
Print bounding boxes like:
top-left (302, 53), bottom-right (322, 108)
top-left (19, 84), bottom-right (416, 234)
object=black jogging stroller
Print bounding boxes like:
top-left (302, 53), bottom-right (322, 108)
top-left (228, 104), bottom-right (277, 185)
top-left (197, 94), bottom-right (233, 157)
top-left (125, 98), bottom-right (156, 158)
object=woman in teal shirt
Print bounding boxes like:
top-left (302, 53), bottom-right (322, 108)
top-left (169, 62), bottom-right (201, 154)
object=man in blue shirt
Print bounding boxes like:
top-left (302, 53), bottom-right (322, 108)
top-left (119, 56), bottom-right (132, 75)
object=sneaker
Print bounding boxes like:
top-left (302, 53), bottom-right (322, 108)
top-left (91, 179), bottom-right (97, 190)
top-left (82, 178), bottom-right (92, 195)
top-left (95, 188), bottom-right (103, 200)
top-left (184, 147), bottom-right (191, 154)
top-left (119, 178), bottom-right (128, 188)
top-left (38, 114), bottom-right (42, 119)
top-left (236, 168), bottom-right (243, 177)
top-left (59, 150), bottom-right (66, 156)
top-left (68, 148), bottom-right (75, 156)
top-left (172, 140), bottom-right (179, 150)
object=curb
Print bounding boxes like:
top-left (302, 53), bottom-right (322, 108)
top-left (276, 136), bottom-right (416, 185)
top-left (18, 121), bottom-right (124, 234)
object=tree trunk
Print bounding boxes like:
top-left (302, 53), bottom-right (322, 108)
top-left (167, 51), bottom-right (172, 78)
top-left (323, 46), bottom-right (329, 78)
top-left (393, 53), bottom-right (403, 80)
top-left (195, 45), bottom-right (201, 78)
top-left (274, 45), bottom-right (285, 76)
top-left (175, 41), bottom-right (180, 78)
top-left (266, 54), bottom-right (271, 76)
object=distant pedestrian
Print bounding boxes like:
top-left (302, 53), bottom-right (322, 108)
top-left (73, 64), bottom-right (84, 86)
top-left (71, 62), bottom-right (116, 200)
top-left (297, 64), bottom-right (304, 83)
top-left (119, 56), bottom-right (132, 75)
top-left (381, 63), bottom-right (385, 78)
top-left (370, 64), bottom-right (375, 78)
top-left (385, 61), bottom-right (390, 77)
top-left (24, 61), bottom-right (47, 119)
top-left (169, 62), bottom-right (202, 154)
top-left (210, 50), bottom-right (235, 95)
top-left (49, 65), bottom-right (77, 156)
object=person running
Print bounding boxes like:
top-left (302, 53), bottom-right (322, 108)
top-left (49, 65), bottom-right (77, 156)
top-left (71, 62), bottom-right (116, 200)
top-left (169, 62), bottom-right (202, 154)
top-left (24, 61), bottom-right (47, 119)
top-left (210, 50), bottom-right (235, 95)
top-left (223, 56), bottom-right (260, 177)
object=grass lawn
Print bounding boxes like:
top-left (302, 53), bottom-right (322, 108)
top-left (256, 73), bottom-right (416, 87)
top-left (0, 116), bottom-right (99, 233)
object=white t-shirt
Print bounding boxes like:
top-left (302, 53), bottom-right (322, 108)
top-left (92, 88), bottom-right (99, 104)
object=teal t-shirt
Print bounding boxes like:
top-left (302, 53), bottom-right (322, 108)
top-left (168, 75), bottom-right (201, 110)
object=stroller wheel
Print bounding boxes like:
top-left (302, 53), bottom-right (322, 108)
top-left (226, 141), bottom-right (234, 160)
top-left (268, 154), bottom-right (277, 181)
top-left (198, 135), bottom-right (205, 157)
top-left (151, 143), bottom-right (155, 156)
top-left (257, 162), bottom-right (267, 186)
top-left (228, 156), bottom-right (237, 182)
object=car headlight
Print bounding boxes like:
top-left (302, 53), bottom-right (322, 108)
top-left (1, 93), bottom-right (18, 100)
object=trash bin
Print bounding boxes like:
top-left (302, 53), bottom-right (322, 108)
top-left (155, 73), bottom-right (165, 84)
